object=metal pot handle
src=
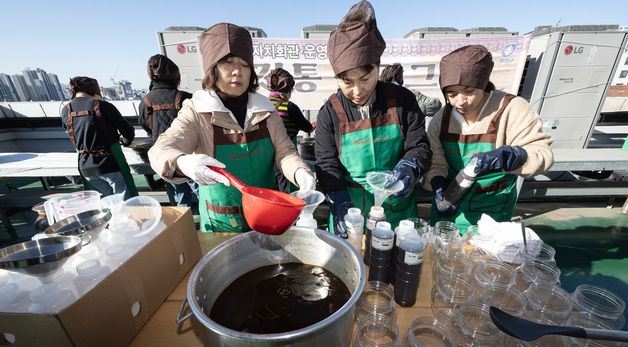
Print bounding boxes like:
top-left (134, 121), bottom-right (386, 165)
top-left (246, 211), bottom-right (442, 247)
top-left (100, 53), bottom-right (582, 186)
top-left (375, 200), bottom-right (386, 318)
top-left (175, 296), bottom-right (193, 324)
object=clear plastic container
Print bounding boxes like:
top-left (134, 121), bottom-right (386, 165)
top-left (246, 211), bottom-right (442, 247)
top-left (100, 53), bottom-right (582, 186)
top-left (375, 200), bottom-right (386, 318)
top-left (431, 275), bottom-right (473, 322)
top-left (74, 259), bottom-right (110, 296)
top-left (514, 242), bottom-right (556, 265)
top-left (567, 312), bottom-right (625, 347)
top-left (104, 243), bottom-right (129, 268)
top-left (352, 313), bottom-right (400, 347)
top-left (572, 284), bottom-right (626, 330)
top-left (433, 253), bottom-right (470, 284)
top-left (471, 260), bottom-right (515, 296)
top-left (404, 317), bottom-right (454, 347)
top-left (430, 221), bottom-right (460, 259)
top-left (511, 260), bottom-right (561, 292)
top-left (451, 303), bottom-right (505, 346)
top-left (28, 283), bottom-right (76, 314)
top-left (524, 282), bottom-right (573, 324)
top-left (0, 283), bottom-right (24, 312)
top-left (478, 285), bottom-right (526, 316)
top-left (356, 281), bottom-right (397, 324)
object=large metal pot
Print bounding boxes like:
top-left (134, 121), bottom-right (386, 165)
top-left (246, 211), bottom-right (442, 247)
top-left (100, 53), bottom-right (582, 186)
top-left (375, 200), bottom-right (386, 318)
top-left (298, 137), bottom-right (315, 161)
top-left (179, 227), bottom-right (366, 346)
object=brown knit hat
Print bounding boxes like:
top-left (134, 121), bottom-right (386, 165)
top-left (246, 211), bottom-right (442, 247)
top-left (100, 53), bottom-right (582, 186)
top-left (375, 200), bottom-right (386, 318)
top-left (439, 45), bottom-right (494, 91)
top-left (198, 23), bottom-right (254, 73)
top-left (327, 1), bottom-right (386, 75)
top-left (265, 68), bottom-right (295, 94)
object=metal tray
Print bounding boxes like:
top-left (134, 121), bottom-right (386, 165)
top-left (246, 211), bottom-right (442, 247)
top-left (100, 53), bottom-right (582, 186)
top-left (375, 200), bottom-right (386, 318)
top-left (0, 236), bottom-right (83, 275)
top-left (44, 208), bottom-right (111, 238)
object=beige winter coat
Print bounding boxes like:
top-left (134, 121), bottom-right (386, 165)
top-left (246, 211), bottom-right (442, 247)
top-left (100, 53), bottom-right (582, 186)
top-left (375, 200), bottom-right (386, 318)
top-left (423, 90), bottom-right (554, 189)
top-left (148, 89), bottom-right (310, 185)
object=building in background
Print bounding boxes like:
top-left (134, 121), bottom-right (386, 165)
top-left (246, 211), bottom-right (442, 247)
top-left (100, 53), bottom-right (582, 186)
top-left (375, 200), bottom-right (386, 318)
top-left (404, 26), bottom-right (518, 39)
top-left (0, 74), bottom-right (19, 102)
top-left (301, 25), bottom-right (336, 39)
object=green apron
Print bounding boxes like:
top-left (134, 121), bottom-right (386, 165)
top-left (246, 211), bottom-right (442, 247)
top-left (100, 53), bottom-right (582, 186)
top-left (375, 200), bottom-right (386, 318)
top-left (430, 94), bottom-right (518, 233)
top-left (328, 87), bottom-right (417, 232)
top-left (199, 120), bottom-right (277, 232)
top-left (67, 100), bottom-right (138, 197)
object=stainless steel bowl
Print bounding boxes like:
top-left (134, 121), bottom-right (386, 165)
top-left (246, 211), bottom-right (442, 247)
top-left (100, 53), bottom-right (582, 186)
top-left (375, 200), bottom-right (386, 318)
top-left (0, 236), bottom-right (83, 275)
top-left (44, 208), bottom-right (111, 239)
top-left (181, 227), bottom-right (366, 346)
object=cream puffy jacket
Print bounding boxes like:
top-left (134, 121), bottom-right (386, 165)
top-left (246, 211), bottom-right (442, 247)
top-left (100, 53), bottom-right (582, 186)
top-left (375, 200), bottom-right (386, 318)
top-left (423, 90), bottom-right (554, 189)
top-left (148, 89), bottom-right (311, 185)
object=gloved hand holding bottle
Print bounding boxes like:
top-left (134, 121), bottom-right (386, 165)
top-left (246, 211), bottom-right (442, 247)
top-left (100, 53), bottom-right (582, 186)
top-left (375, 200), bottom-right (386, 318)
top-left (294, 168), bottom-right (316, 191)
top-left (176, 154), bottom-right (230, 186)
top-left (431, 175), bottom-right (457, 216)
top-left (327, 190), bottom-right (352, 239)
top-left (472, 145), bottom-right (528, 176)
top-left (384, 157), bottom-right (422, 198)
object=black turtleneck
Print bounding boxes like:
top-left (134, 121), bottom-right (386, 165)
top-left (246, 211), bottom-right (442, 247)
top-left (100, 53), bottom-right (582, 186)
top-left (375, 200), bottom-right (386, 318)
top-left (217, 91), bottom-right (248, 128)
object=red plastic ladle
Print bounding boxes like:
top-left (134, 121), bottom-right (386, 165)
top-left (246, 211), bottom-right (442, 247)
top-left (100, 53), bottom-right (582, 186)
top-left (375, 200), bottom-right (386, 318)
top-left (209, 166), bottom-right (305, 235)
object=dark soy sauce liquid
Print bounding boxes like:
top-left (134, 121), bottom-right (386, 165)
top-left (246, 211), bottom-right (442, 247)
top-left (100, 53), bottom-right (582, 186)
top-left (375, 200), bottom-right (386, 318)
top-left (209, 263), bottom-right (351, 334)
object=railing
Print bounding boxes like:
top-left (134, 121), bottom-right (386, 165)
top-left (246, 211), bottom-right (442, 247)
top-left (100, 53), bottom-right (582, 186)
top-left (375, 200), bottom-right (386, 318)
top-left (0, 101), bottom-right (142, 118)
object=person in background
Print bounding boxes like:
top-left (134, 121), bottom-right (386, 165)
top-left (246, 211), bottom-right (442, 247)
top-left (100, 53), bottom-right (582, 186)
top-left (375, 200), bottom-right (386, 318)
top-left (138, 54), bottom-right (197, 207)
top-left (380, 63), bottom-right (442, 118)
top-left (148, 23), bottom-right (316, 232)
top-left (315, 0), bottom-right (432, 238)
top-left (61, 76), bottom-right (137, 199)
top-left (424, 45), bottom-right (553, 232)
top-left (265, 68), bottom-right (316, 192)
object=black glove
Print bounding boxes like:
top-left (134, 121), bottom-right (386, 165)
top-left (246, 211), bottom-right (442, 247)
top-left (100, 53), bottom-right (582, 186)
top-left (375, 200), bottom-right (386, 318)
top-left (472, 145), bottom-right (528, 176)
top-left (431, 175), bottom-right (456, 216)
top-left (327, 190), bottom-right (352, 239)
top-left (385, 157), bottom-right (422, 199)
top-left (119, 136), bottom-right (132, 147)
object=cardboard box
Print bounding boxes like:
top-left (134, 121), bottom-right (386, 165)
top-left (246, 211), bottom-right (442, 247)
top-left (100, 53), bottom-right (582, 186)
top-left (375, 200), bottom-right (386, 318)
top-left (0, 207), bottom-right (201, 347)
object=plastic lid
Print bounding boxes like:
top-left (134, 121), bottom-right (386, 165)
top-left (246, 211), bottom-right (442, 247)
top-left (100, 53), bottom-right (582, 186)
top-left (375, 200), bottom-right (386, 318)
top-left (105, 244), bottom-right (126, 259)
top-left (348, 207), bottom-right (361, 215)
top-left (29, 283), bottom-right (60, 302)
top-left (369, 206), bottom-right (385, 218)
top-left (0, 283), bottom-right (20, 304)
top-left (76, 259), bottom-right (103, 277)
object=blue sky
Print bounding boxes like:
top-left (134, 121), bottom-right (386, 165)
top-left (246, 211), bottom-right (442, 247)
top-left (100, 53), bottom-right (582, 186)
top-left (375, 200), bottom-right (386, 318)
top-left (2, 0), bottom-right (626, 90)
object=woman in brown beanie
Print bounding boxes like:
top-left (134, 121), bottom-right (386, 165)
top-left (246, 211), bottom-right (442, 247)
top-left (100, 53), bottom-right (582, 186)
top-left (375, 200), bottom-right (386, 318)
top-left (424, 45), bottom-right (553, 231)
top-left (138, 54), bottom-right (197, 207)
top-left (265, 67), bottom-right (315, 192)
top-left (148, 23), bottom-right (315, 232)
top-left (380, 63), bottom-right (443, 118)
top-left (61, 76), bottom-right (137, 199)
top-left (315, 0), bottom-right (432, 238)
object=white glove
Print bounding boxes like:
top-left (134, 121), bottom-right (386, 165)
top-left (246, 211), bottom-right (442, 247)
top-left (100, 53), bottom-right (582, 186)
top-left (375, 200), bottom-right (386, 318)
top-left (294, 168), bottom-right (316, 191)
top-left (176, 154), bottom-right (230, 186)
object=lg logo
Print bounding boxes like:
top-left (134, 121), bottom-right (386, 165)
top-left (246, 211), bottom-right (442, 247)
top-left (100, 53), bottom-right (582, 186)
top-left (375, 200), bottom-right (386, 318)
top-left (177, 44), bottom-right (197, 54)
top-left (564, 45), bottom-right (584, 55)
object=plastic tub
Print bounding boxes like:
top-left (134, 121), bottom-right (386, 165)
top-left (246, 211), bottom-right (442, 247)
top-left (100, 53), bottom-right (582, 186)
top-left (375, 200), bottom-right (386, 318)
top-left (524, 283), bottom-right (573, 324)
top-left (572, 284), bottom-right (626, 330)
top-left (404, 316), bottom-right (454, 347)
top-left (356, 281), bottom-right (397, 324)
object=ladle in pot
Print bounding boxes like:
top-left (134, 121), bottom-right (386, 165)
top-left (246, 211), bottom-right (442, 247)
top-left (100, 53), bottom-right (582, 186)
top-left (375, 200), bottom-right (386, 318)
top-left (209, 166), bottom-right (305, 235)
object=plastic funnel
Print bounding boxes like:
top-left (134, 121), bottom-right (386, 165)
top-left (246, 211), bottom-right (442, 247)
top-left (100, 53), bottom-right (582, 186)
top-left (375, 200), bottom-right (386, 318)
top-left (290, 190), bottom-right (325, 217)
top-left (210, 166), bottom-right (305, 235)
top-left (366, 171), bottom-right (403, 207)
